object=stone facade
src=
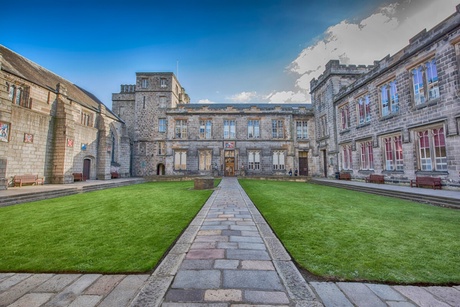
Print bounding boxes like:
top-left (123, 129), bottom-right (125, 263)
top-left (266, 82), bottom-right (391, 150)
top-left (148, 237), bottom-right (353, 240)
top-left (0, 45), bottom-right (130, 189)
top-left (113, 76), bottom-right (317, 177)
top-left (310, 6), bottom-right (460, 187)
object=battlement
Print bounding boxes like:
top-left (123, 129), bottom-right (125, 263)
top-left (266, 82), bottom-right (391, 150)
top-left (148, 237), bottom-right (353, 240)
top-left (310, 60), bottom-right (374, 92)
top-left (120, 84), bottom-right (136, 93)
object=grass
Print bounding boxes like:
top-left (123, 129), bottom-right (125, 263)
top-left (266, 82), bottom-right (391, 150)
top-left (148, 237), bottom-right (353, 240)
top-left (0, 181), bottom-right (214, 273)
top-left (239, 179), bottom-right (460, 284)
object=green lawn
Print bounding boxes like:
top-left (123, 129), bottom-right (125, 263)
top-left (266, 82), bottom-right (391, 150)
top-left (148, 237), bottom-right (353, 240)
top-left (239, 179), bottom-right (460, 284)
top-left (0, 181), bottom-right (213, 273)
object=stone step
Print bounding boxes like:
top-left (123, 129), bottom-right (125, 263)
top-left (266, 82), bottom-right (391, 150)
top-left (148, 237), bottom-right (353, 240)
top-left (0, 189), bottom-right (79, 207)
top-left (311, 180), bottom-right (459, 209)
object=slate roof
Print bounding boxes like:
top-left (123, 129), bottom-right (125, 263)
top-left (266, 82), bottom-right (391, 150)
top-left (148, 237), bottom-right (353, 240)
top-left (0, 45), bottom-right (119, 120)
top-left (177, 103), bottom-right (314, 112)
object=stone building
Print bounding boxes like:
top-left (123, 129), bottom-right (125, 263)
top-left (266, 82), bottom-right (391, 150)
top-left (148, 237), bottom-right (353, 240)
top-left (310, 6), bottom-right (460, 186)
top-left (0, 45), bottom-right (130, 189)
top-left (113, 74), bottom-right (316, 177)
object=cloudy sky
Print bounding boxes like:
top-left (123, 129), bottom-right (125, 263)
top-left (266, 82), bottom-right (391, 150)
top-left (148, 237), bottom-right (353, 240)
top-left (1, 0), bottom-right (458, 108)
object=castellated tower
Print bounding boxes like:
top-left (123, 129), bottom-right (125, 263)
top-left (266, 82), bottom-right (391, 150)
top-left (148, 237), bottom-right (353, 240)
top-left (112, 72), bottom-right (189, 176)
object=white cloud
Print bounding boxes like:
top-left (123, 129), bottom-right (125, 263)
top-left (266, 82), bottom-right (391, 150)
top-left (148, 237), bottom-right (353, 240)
top-left (266, 91), bottom-right (308, 103)
top-left (227, 91), bottom-right (258, 102)
top-left (197, 98), bottom-right (215, 103)
top-left (273, 0), bottom-right (459, 103)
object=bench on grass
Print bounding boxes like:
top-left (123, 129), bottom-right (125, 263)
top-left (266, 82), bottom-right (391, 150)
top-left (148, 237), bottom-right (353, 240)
top-left (365, 174), bottom-right (385, 184)
top-left (339, 172), bottom-right (351, 180)
top-left (410, 176), bottom-right (442, 190)
top-left (13, 174), bottom-right (43, 187)
top-left (73, 173), bottom-right (85, 182)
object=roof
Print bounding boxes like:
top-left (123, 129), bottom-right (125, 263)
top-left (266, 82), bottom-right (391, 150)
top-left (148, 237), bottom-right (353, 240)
top-left (0, 45), bottom-right (119, 120)
top-left (177, 103), bottom-right (314, 112)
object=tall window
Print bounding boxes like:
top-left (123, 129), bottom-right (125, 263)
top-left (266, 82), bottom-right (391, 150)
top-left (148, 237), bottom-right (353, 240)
top-left (81, 111), bottom-right (92, 127)
top-left (174, 150), bottom-right (187, 170)
top-left (342, 145), bottom-right (353, 170)
top-left (272, 151), bottom-right (285, 170)
top-left (416, 127), bottom-right (447, 171)
top-left (111, 132), bottom-right (116, 163)
top-left (248, 150), bottom-right (260, 170)
top-left (160, 78), bottom-right (167, 88)
top-left (199, 150), bottom-right (212, 170)
top-left (339, 104), bottom-right (350, 130)
top-left (248, 120), bottom-right (260, 139)
top-left (199, 120), bottom-right (212, 139)
top-left (383, 135), bottom-right (403, 171)
top-left (159, 96), bottom-right (167, 108)
top-left (272, 120), bottom-right (284, 138)
top-left (158, 142), bottom-right (165, 155)
top-left (411, 58), bottom-right (439, 105)
top-left (141, 78), bottom-right (148, 88)
top-left (175, 120), bottom-right (187, 139)
top-left (357, 95), bottom-right (371, 125)
top-left (360, 141), bottom-right (374, 170)
top-left (7, 84), bottom-right (30, 108)
top-left (224, 120), bottom-right (236, 139)
top-left (296, 121), bottom-right (308, 139)
top-left (380, 80), bottom-right (399, 117)
top-left (319, 115), bottom-right (328, 138)
top-left (159, 118), bottom-right (167, 133)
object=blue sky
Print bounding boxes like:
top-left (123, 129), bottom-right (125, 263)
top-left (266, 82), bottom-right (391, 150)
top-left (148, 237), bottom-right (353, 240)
top-left (1, 0), bottom-right (457, 108)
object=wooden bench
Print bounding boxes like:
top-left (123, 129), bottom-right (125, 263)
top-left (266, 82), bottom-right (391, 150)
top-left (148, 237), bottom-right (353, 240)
top-left (73, 173), bottom-right (85, 182)
top-left (13, 174), bottom-right (43, 187)
top-left (339, 172), bottom-right (351, 180)
top-left (365, 174), bottom-right (385, 184)
top-left (111, 172), bottom-right (119, 179)
top-left (410, 176), bottom-right (442, 190)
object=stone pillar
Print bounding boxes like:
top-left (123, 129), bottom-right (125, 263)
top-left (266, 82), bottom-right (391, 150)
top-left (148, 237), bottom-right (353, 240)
top-left (51, 83), bottom-right (75, 183)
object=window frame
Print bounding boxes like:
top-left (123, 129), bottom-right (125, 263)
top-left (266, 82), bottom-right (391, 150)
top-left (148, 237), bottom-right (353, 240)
top-left (224, 119), bottom-right (236, 139)
top-left (199, 119), bottom-right (212, 139)
top-left (199, 150), bottom-right (212, 171)
top-left (359, 140), bottom-right (374, 170)
top-left (272, 120), bottom-right (284, 139)
top-left (174, 119), bottom-right (188, 139)
top-left (272, 150), bottom-right (285, 170)
top-left (415, 126), bottom-right (447, 171)
top-left (248, 150), bottom-right (261, 170)
top-left (247, 119), bottom-right (260, 139)
top-left (411, 58), bottom-right (440, 106)
top-left (382, 135), bottom-right (404, 171)
top-left (357, 95), bottom-right (371, 125)
top-left (296, 120), bottom-right (308, 139)
top-left (174, 150), bottom-right (187, 170)
top-left (159, 118), bottom-right (167, 133)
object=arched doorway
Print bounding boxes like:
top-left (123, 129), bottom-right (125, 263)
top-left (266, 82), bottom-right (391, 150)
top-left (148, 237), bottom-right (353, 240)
top-left (83, 158), bottom-right (91, 180)
top-left (157, 163), bottom-right (165, 175)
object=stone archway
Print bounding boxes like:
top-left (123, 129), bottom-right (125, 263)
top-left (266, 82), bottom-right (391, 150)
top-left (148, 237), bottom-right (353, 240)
top-left (157, 163), bottom-right (165, 175)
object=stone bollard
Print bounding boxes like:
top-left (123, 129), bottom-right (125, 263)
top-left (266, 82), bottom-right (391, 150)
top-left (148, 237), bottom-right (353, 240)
top-left (194, 177), bottom-right (215, 190)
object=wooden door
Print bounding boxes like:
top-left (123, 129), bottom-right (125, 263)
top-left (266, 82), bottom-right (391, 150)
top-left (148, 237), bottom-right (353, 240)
top-left (299, 151), bottom-right (308, 176)
top-left (83, 159), bottom-right (91, 180)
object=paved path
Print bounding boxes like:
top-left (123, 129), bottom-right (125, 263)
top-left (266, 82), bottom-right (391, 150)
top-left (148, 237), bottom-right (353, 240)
top-left (1, 177), bottom-right (459, 306)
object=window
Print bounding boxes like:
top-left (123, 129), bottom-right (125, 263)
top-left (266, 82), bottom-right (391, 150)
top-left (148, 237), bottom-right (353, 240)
top-left (111, 132), bottom-right (116, 163)
top-left (383, 135), bottom-right (403, 171)
top-left (339, 104), bottom-right (350, 130)
top-left (199, 150), bottom-right (212, 171)
top-left (248, 150), bottom-right (260, 170)
top-left (159, 118), bottom-right (167, 133)
top-left (380, 80), bottom-right (399, 117)
top-left (224, 120), bottom-right (236, 139)
top-left (357, 95), bottom-right (371, 125)
top-left (247, 120), bottom-right (260, 139)
top-left (81, 111), bottom-right (92, 127)
top-left (411, 58), bottom-right (439, 105)
top-left (319, 115), bottom-right (328, 138)
top-left (141, 78), bottom-right (148, 88)
top-left (296, 121), bottom-right (308, 139)
top-left (360, 141), bottom-right (374, 170)
top-left (416, 127), bottom-right (447, 171)
top-left (272, 151), bottom-right (285, 170)
top-left (158, 142), bottom-right (165, 155)
top-left (160, 78), bottom-right (167, 88)
top-left (175, 120), bottom-right (187, 139)
top-left (199, 120), bottom-right (212, 139)
top-left (341, 145), bottom-right (353, 170)
top-left (174, 150), bottom-right (187, 170)
top-left (7, 84), bottom-right (30, 108)
top-left (159, 96), bottom-right (167, 108)
top-left (272, 120), bottom-right (284, 138)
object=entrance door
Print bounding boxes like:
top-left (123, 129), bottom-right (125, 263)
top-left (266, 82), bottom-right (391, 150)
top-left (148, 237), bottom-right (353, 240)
top-left (157, 163), bottom-right (165, 175)
top-left (299, 151), bottom-right (309, 176)
top-left (322, 150), bottom-right (327, 177)
top-left (83, 159), bottom-right (91, 180)
top-left (224, 150), bottom-right (235, 176)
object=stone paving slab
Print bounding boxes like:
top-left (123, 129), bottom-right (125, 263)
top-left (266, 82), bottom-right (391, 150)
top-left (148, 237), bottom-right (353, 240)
top-left (1, 177), bottom-right (459, 306)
